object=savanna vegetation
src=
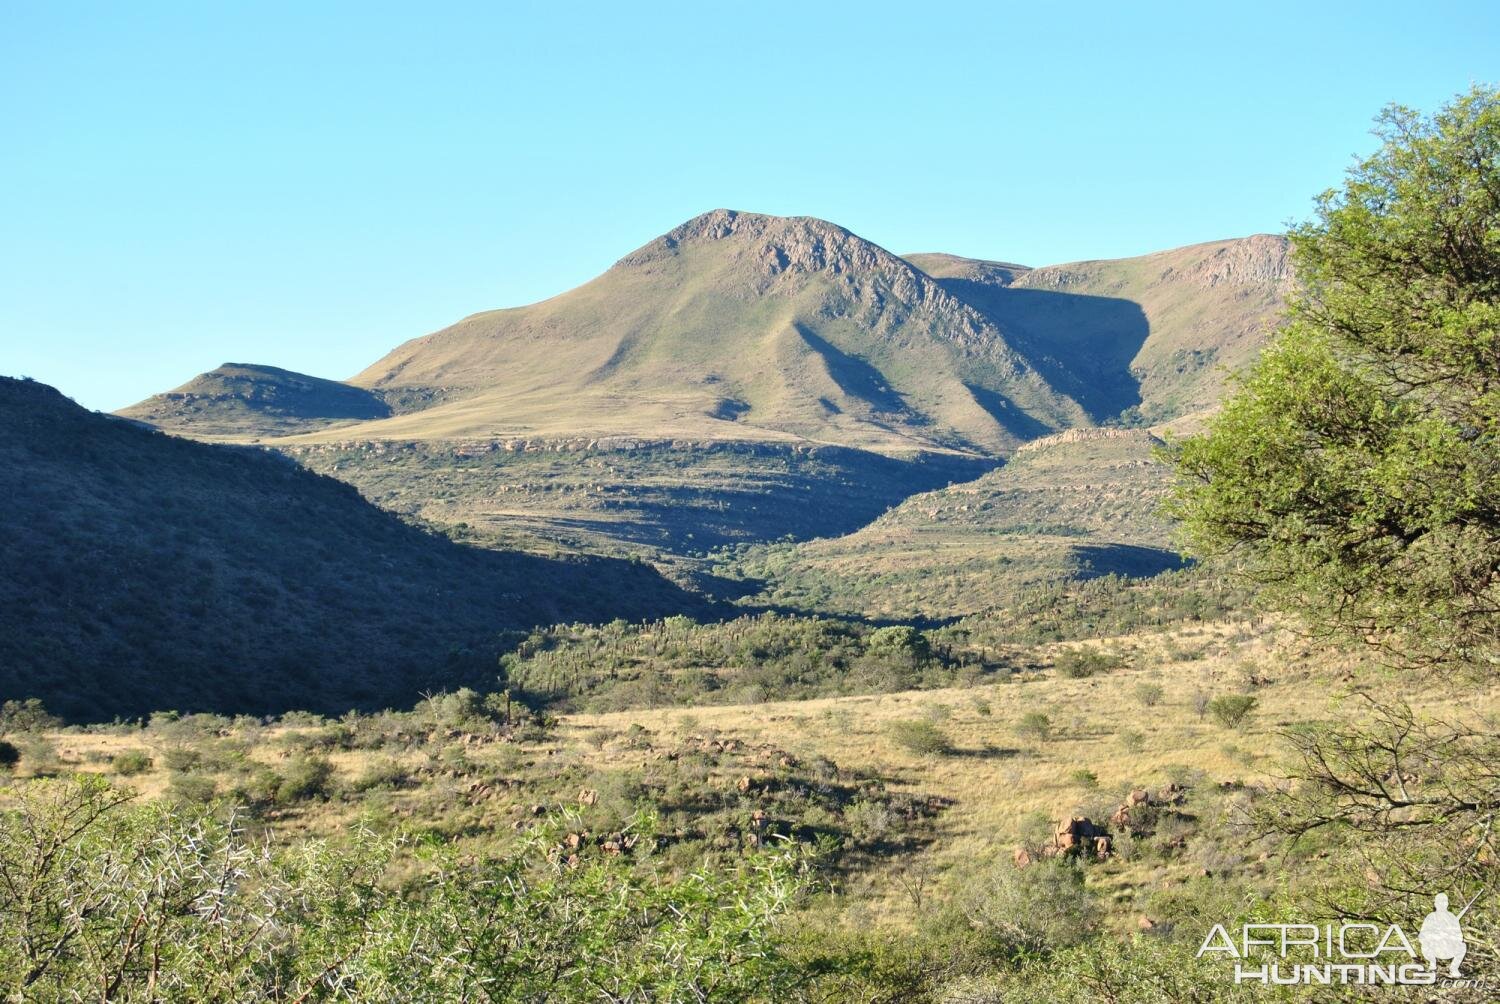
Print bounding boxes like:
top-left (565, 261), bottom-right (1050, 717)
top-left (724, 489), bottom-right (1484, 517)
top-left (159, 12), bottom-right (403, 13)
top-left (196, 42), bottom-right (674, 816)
top-left (3, 86), bottom-right (1497, 1001)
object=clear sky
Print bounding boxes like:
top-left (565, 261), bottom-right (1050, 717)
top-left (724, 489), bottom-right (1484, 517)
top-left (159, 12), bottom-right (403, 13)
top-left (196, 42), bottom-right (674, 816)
top-left (3, 2), bottom-right (1496, 411)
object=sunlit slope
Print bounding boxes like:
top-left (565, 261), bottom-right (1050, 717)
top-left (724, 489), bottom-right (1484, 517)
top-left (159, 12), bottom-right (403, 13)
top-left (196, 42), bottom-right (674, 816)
top-left (340, 209), bottom-right (1089, 454)
top-left (116, 363), bottom-right (391, 439)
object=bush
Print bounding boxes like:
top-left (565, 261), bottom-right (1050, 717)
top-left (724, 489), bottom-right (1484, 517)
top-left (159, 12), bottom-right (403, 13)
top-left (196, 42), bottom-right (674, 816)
top-left (888, 719), bottom-right (952, 756)
top-left (866, 625), bottom-right (933, 665)
top-left (1133, 683), bottom-right (1165, 708)
top-left (1053, 649), bottom-right (1120, 679)
top-left (1069, 768), bottom-right (1099, 789)
top-left (17, 737), bottom-right (59, 778)
top-left (1015, 712), bottom-right (1052, 742)
top-left (275, 755), bottom-right (335, 803)
top-left (0, 698), bottom-right (60, 732)
top-left (1208, 695), bottom-right (1257, 729)
top-left (0, 776), bottom-right (811, 1001)
top-left (956, 858), bottom-right (1099, 957)
top-left (112, 750), bottom-right (153, 776)
top-left (0, 740), bottom-right (18, 771)
top-left (161, 747), bottom-right (201, 772)
top-left (845, 799), bottom-right (897, 845)
top-left (168, 772), bottom-right (217, 804)
top-left (352, 758), bottom-right (409, 792)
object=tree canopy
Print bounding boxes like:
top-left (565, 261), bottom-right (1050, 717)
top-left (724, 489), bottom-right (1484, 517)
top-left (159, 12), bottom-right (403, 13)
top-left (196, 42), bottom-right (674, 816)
top-left (1169, 85), bottom-right (1500, 674)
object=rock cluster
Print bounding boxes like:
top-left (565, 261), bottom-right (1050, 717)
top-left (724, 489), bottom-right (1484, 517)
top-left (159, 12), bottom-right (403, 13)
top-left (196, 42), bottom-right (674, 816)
top-left (1018, 782), bottom-right (1189, 867)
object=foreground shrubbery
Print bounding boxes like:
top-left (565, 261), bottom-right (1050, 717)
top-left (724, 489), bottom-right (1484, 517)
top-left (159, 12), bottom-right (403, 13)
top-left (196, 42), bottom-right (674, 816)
top-left (0, 777), bottom-right (808, 1002)
top-left (0, 776), bottom-right (1286, 1003)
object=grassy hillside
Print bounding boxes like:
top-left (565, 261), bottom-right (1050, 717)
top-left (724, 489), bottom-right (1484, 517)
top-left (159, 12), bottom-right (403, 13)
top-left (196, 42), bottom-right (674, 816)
top-left (282, 437), bottom-right (992, 557)
top-left (117, 362), bottom-right (393, 438)
top-left (18, 609), bottom-right (1490, 999)
top-left (0, 378), bottom-right (707, 720)
top-left (908, 235), bottom-right (1290, 424)
top-left (113, 216), bottom-right (1287, 563)
top-left (719, 429), bottom-right (1181, 620)
top-left (341, 209), bottom-right (1087, 456)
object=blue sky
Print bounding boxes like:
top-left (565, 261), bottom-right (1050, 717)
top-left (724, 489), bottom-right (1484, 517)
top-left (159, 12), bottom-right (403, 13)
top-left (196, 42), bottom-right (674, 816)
top-left (3, 2), bottom-right (1496, 411)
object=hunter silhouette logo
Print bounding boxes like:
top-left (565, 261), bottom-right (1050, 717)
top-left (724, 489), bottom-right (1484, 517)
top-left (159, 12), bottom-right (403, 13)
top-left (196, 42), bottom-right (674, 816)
top-left (1419, 891), bottom-right (1477, 977)
top-left (1198, 889), bottom-right (1484, 986)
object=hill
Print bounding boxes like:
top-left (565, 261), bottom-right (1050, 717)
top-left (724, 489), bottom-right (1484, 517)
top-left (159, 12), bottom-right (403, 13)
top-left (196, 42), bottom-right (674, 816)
top-left (721, 428), bottom-right (1181, 620)
top-left (0, 378), bottom-right (705, 720)
top-left (116, 214), bottom-right (1289, 558)
top-left (906, 234), bottom-right (1290, 424)
top-left (116, 363), bottom-right (393, 438)
top-left (340, 209), bottom-right (1088, 455)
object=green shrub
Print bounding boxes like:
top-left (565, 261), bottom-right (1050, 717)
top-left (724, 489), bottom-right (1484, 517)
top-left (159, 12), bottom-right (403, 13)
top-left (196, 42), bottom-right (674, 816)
top-left (1133, 683), bottom-right (1165, 707)
top-left (956, 858), bottom-right (1099, 957)
top-left (0, 698), bottom-right (60, 732)
top-left (0, 776), bottom-right (810, 1000)
top-left (1208, 695), bottom-right (1257, 729)
top-left (161, 747), bottom-right (201, 772)
top-left (888, 719), bottom-right (952, 756)
top-left (17, 737), bottom-right (59, 778)
top-left (1053, 649), bottom-right (1120, 679)
top-left (352, 758), bottom-right (409, 792)
top-left (1015, 712), bottom-right (1052, 742)
top-left (168, 772), bottom-right (217, 804)
top-left (112, 750), bottom-right (153, 776)
top-left (845, 798), bottom-right (897, 845)
top-left (1069, 768), bottom-right (1099, 788)
top-left (275, 755), bottom-right (335, 803)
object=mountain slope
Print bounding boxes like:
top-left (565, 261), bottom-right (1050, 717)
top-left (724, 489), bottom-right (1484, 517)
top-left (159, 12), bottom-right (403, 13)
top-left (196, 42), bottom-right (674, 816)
top-left (0, 377), bottom-right (705, 720)
top-left (339, 209), bottom-right (1088, 455)
top-left (724, 428), bottom-right (1180, 620)
top-left (906, 235), bottom-right (1290, 424)
top-left (116, 363), bottom-right (393, 438)
top-left (114, 215), bottom-right (1290, 560)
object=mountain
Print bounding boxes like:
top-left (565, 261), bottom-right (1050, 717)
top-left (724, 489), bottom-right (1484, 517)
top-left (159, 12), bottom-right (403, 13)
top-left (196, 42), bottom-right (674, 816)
top-left (723, 427), bottom-right (1181, 620)
top-left (116, 212), bottom-right (1290, 557)
top-left (0, 377), bottom-right (705, 720)
top-left (338, 209), bottom-right (1087, 455)
top-left (116, 363), bottom-right (392, 438)
top-left (906, 234), bottom-right (1291, 425)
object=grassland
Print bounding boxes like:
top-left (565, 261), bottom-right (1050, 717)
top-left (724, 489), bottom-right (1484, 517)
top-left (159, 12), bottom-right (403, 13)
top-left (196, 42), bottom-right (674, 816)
top-left (20, 611), bottom-right (1487, 938)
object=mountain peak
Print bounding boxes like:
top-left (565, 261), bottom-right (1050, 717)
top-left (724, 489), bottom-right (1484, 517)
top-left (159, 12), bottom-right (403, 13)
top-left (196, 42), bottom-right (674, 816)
top-left (615, 208), bottom-right (900, 276)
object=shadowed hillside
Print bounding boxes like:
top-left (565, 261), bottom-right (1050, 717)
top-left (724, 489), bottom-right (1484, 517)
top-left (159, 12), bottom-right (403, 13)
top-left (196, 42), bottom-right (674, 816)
top-left (282, 437), bottom-right (993, 556)
top-left (721, 428), bottom-right (1181, 620)
top-left (0, 378), bottom-right (708, 720)
top-left (907, 235), bottom-right (1290, 424)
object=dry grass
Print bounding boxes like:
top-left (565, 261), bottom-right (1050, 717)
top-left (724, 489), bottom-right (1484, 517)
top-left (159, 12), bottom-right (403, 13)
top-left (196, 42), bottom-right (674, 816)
top-left (32, 619), bottom-right (1498, 930)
